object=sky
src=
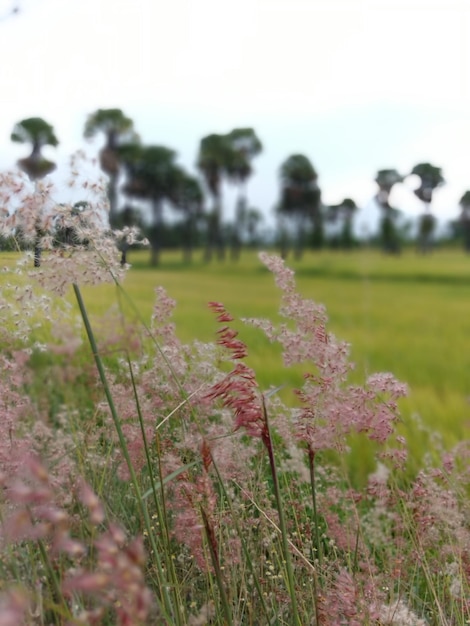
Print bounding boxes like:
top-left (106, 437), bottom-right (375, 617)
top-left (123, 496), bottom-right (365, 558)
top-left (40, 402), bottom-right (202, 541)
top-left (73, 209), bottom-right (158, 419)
top-left (1, 0), bottom-right (470, 235)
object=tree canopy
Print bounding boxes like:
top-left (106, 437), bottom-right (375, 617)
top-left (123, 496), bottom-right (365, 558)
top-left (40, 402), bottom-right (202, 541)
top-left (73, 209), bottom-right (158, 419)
top-left (411, 163), bottom-right (445, 204)
top-left (279, 154), bottom-right (321, 216)
top-left (197, 133), bottom-right (232, 196)
top-left (225, 128), bottom-right (262, 185)
top-left (11, 117), bottom-right (59, 152)
top-left (375, 169), bottom-right (403, 208)
top-left (278, 154), bottom-right (322, 257)
top-left (84, 108), bottom-right (137, 149)
top-left (84, 108), bottom-right (138, 225)
top-left (120, 144), bottom-right (179, 266)
top-left (11, 117), bottom-right (59, 180)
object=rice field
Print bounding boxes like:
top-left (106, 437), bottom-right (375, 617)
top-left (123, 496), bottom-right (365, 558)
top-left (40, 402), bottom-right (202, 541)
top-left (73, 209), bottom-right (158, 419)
top-left (2, 246), bottom-right (470, 623)
top-left (74, 247), bottom-right (470, 451)
top-left (3, 246), bottom-right (470, 459)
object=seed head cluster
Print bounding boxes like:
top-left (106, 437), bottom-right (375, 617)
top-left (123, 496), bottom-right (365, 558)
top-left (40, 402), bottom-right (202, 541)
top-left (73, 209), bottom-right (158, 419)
top-left (0, 172), bottom-right (469, 624)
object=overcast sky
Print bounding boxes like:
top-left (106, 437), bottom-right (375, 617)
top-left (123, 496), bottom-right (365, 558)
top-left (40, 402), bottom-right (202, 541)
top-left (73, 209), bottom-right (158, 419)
top-left (1, 0), bottom-right (469, 233)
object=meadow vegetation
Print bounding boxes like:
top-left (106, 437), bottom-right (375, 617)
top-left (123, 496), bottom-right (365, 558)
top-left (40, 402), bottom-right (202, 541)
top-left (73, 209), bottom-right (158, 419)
top-left (1, 175), bottom-right (470, 625)
top-left (81, 247), bottom-right (470, 474)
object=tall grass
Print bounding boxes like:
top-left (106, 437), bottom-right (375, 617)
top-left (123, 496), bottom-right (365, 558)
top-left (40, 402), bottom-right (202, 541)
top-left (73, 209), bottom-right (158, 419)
top-left (1, 169), bottom-right (470, 623)
top-left (2, 246), bottom-right (470, 479)
top-left (74, 248), bottom-right (470, 478)
top-left (1, 242), bottom-right (470, 623)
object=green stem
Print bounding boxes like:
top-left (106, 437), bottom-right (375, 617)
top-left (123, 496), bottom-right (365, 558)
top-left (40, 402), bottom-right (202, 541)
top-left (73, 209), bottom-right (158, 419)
top-left (308, 447), bottom-right (323, 625)
top-left (72, 283), bottom-right (178, 624)
top-left (308, 448), bottom-right (323, 570)
top-left (37, 539), bottom-right (72, 623)
top-left (261, 399), bottom-right (301, 626)
top-left (210, 456), bottom-right (272, 623)
top-left (201, 507), bottom-right (233, 626)
top-left (126, 355), bottom-right (184, 624)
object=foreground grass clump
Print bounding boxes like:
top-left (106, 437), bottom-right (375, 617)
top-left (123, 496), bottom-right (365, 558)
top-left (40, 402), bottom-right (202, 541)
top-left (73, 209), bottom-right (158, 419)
top-left (4, 246), bottom-right (470, 462)
top-left (66, 246), bottom-right (470, 465)
top-left (1, 239), bottom-right (470, 624)
top-left (0, 168), bottom-right (469, 624)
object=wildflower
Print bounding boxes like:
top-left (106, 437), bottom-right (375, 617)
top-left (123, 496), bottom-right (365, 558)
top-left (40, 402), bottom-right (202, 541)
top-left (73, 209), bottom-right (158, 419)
top-left (246, 253), bottom-right (407, 454)
top-left (319, 567), bottom-right (383, 625)
top-left (79, 480), bottom-right (105, 525)
top-left (206, 302), bottom-right (266, 439)
top-left (0, 588), bottom-right (30, 626)
top-left (0, 158), bottom-right (147, 295)
top-left (63, 524), bottom-right (153, 624)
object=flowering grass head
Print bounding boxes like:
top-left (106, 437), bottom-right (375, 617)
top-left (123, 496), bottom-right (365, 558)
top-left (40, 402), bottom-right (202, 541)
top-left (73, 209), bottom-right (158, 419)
top-left (207, 301), bottom-right (266, 440)
top-left (1, 176), bottom-right (469, 626)
top-left (0, 153), bottom-right (148, 297)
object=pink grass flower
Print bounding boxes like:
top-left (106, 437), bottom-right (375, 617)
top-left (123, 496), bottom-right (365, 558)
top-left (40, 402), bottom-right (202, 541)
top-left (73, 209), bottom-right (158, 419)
top-left (208, 301), bottom-right (234, 323)
top-left (78, 480), bottom-right (105, 525)
top-left (246, 253), bottom-right (408, 454)
top-left (169, 463), bottom-right (219, 571)
top-left (0, 588), bottom-right (30, 626)
top-left (206, 302), bottom-right (266, 439)
top-left (63, 525), bottom-right (152, 625)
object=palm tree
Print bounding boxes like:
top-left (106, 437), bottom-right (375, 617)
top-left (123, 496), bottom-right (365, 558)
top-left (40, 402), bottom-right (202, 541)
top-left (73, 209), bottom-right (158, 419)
top-left (120, 144), bottom-right (178, 266)
top-left (375, 169), bottom-right (403, 206)
top-left (459, 190), bottom-right (470, 253)
top-left (245, 207), bottom-right (263, 248)
top-left (410, 162), bottom-right (445, 253)
top-left (327, 198), bottom-right (357, 249)
top-left (11, 117), bottom-right (59, 266)
top-left (170, 168), bottom-right (204, 263)
top-left (374, 169), bottom-right (403, 253)
top-left (84, 108), bottom-right (137, 228)
top-left (225, 128), bottom-right (262, 260)
top-left (197, 133), bottom-right (233, 262)
top-left (278, 154), bottom-right (322, 259)
top-left (11, 117), bottom-right (58, 180)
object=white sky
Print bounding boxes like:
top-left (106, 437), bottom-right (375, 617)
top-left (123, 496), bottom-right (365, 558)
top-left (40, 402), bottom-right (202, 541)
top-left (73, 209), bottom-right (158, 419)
top-left (1, 0), bottom-right (470, 233)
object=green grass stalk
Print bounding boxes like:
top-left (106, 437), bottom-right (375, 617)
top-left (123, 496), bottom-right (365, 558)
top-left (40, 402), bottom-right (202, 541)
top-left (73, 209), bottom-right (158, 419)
top-left (307, 448), bottom-right (323, 625)
top-left (72, 283), bottom-right (180, 624)
top-left (125, 355), bottom-right (184, 620)
top-left (261, 398), bottom-right (301, 625)
top-left (210, 455), bottom-right (273, 623)
top-left (308, 448), bottom-right (323, 571)
top-left (36, 539), bottom-right (72, 624)
top-left (200, 507), bottom-right (234, 625)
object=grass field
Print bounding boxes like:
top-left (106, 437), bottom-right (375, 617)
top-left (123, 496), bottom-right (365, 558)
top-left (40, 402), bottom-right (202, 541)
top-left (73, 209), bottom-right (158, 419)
top-left (2, 245), bottom-right (470, 623)
top-left (73, 247), bottom-right (470, 453)
top-left (3, 246), bottom-right (469, 454)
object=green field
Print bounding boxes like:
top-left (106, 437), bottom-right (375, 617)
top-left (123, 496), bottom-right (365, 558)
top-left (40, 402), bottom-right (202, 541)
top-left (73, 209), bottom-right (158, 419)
top-left (3, 247), bottom-right (470, 456)
top-left (2, 247), bottom-right (470, 622)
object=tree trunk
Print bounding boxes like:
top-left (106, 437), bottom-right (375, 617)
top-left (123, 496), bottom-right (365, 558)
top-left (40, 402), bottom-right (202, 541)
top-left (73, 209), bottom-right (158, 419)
top-left (108, 172), bottom-right (119, 229)
top-left (33, 192), bottom-right (43, 267)
top-left (294, 215), bottom-right (305, 260)
top-left (417, 205), bottom-right (434, 254)
top-left (149, 198), bottom-right (163, 266)
top-left (205, 191), bottom-right (224, 262)
top-left (230, 188), bottom-right (246, 262)
top-left (277, 215), bottom-right (289, 259)
top-left (182, 209), bottom-right (193, 264)
top-left (463, 220), bottom-right (470, 253)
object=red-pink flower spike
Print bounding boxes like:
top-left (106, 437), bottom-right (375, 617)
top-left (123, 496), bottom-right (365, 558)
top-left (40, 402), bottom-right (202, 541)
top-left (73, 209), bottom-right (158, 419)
top-left (207, 302), bottom-right (266, 439)
top-left (251, 253), bottom-right (408, 454)
top-left (208, 301), bottom-right (235, 323)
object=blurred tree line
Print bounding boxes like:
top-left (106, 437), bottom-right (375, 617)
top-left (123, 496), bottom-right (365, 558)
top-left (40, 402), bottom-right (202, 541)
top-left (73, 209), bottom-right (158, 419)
top-left (3, 110), bottom-right (470, 264)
